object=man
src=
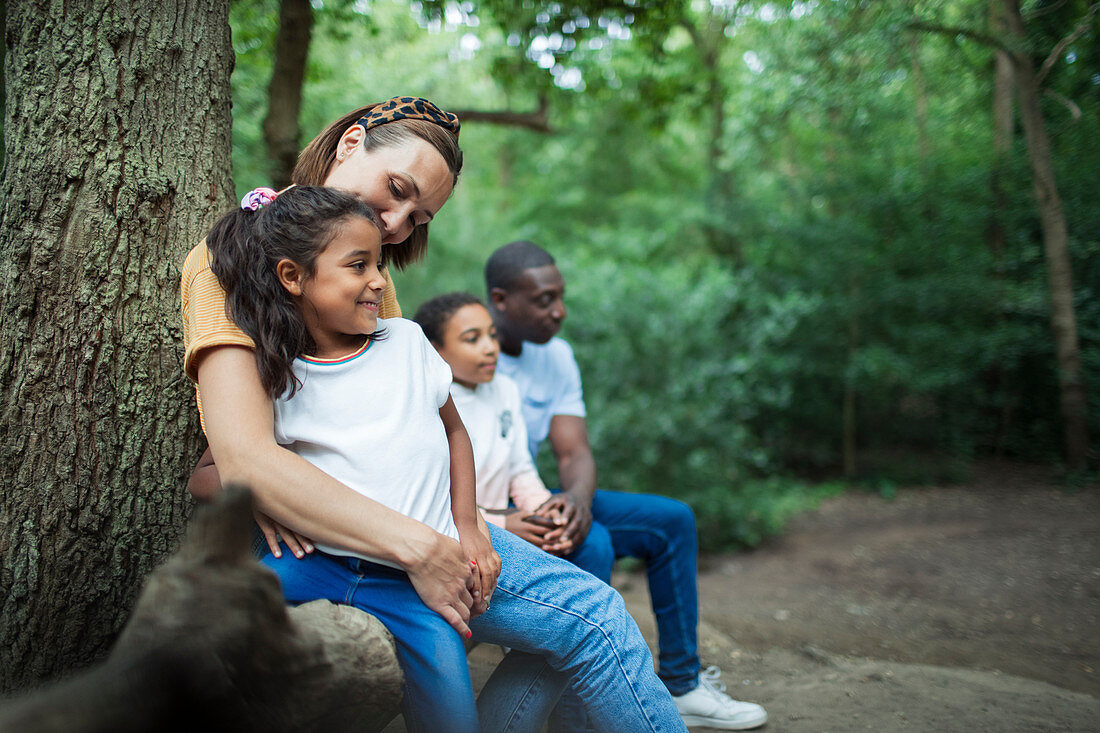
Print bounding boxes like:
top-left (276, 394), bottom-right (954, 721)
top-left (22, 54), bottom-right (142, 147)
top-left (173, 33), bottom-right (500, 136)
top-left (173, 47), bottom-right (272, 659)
top-left (486, 241), bottom-right (768, 731)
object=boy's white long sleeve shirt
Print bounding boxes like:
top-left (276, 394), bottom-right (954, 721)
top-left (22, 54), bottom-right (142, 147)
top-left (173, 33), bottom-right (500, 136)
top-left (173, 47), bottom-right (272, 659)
top-left (449, 375), bottom-right (551, 527)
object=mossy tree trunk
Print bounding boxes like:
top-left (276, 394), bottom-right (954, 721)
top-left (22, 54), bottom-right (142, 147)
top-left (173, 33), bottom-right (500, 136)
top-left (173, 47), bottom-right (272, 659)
top-left (0, 0), bottom-right (234, 691)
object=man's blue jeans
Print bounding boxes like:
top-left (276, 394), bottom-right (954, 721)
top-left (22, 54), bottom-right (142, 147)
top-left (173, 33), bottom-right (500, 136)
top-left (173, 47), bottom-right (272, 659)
top-left (265, 524), bottom-right (685, 733)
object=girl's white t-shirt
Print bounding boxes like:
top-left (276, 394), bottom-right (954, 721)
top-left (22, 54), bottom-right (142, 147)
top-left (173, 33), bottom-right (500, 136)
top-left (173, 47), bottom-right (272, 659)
top-left (273, 317), bottom-right (458, 566)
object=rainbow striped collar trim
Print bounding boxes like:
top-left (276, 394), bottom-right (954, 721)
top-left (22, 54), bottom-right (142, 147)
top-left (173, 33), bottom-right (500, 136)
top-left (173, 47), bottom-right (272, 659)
top-left (299, 339), bottom-right (374, 366)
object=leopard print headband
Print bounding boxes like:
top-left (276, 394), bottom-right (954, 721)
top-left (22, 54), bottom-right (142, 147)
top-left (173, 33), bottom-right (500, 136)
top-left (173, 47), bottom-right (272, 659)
top-left (356, 96), bottom-right (460, 138)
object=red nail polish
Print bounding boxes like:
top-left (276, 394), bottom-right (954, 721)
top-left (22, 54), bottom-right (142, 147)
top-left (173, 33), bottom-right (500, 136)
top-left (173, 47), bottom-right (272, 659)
top-left (465, 630), bottom-right (472, 639)
top-left (470, 560), bottom-right (477, 565)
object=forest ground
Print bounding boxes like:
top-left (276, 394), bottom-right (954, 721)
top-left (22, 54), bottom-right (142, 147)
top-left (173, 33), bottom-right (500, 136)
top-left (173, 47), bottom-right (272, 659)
top-left (459, 460), bottom-right (1100, 732)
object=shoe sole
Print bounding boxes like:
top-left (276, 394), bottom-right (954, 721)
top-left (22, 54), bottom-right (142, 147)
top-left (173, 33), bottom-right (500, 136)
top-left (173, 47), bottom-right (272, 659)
top-left (679, 711), bottom-right (768, 730)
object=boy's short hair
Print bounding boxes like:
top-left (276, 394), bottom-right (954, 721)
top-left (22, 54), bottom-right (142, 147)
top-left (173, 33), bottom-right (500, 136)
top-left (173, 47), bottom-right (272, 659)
top-left (413, 292), bottom-right (484, 345)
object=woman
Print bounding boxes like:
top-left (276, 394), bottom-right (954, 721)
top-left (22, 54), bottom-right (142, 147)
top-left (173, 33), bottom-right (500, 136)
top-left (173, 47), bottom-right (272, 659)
top-left (181, 97), bottom-right (686, 732)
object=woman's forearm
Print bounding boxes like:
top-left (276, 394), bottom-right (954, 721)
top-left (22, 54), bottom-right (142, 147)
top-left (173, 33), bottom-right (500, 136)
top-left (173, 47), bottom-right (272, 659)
top-left (187, 447), bottom-right (221, 502)
top-left (196, 345), bottom-right (440, 567)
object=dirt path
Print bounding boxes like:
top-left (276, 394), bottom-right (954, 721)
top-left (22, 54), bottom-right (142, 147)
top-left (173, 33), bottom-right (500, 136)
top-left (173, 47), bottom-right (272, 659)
top-left (609, 460), bottom-right (1100, 731)
top-left (431, 461), bottom-right (1100, 731)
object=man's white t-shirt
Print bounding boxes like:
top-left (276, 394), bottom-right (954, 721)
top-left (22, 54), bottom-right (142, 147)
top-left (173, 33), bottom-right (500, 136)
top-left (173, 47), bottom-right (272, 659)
top-left (273, 317), bottom-right (458, 566)
top-left (450, 375), bottom-right (551, 527)
top-left (496, 337), bottom-right (587, 460)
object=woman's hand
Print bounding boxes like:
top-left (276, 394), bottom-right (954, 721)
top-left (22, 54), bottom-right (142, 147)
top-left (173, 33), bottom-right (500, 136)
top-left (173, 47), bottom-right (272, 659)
top-left (254, 509), bottom-right (315, 559)
top-left (405, 530), bottom-right (477, 638)
top-left (459, 518), bottom-right (500, 617)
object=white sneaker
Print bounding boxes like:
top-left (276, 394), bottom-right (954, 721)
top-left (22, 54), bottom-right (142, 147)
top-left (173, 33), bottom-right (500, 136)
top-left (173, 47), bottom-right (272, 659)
top-left (672, 666), bottom-right (768, 730)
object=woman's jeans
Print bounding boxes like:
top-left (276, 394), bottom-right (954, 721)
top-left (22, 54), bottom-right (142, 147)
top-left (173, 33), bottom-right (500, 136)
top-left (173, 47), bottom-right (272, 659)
top-left (568, 490), bottom-right (702, 694)
top-left (264, 523), bottom-right (685, 733)
top-left (532, 490), bottom-right (702, 733)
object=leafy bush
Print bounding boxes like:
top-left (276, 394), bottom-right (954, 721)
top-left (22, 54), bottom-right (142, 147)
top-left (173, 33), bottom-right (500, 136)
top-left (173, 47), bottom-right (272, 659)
top-left (527, 254), bottom-right (821, 548)
top-left (686, 478), bottom-right (846, 552)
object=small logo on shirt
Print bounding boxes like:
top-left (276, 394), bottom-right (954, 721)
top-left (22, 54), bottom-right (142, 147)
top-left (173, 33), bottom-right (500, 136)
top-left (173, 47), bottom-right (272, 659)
top-left (500, 410), bottom-right (512, 438)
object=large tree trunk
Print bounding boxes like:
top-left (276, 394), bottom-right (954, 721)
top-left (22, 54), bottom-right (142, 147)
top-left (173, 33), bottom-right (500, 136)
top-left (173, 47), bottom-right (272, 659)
top-left (0, 0), bottom-right (234, 691)
top-left (263, 0), bottom-right (314, 189)
top-left (1002, 0), bottom-right (1089, 470)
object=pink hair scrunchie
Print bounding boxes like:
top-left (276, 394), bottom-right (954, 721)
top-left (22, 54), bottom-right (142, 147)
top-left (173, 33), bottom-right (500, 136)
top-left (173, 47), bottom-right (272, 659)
top-left (240, 186), bottom-right (279, 211)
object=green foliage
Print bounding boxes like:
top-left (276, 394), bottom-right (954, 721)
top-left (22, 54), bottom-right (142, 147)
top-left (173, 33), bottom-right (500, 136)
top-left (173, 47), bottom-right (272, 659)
top-left (226, 0), bottom-right (1100, 546)
top-left (560, 256), bottom-right (808, 492)
top-left (229, 0), bottom-right (281, 192)
top-left (687, 478), bottom-right (846, 552)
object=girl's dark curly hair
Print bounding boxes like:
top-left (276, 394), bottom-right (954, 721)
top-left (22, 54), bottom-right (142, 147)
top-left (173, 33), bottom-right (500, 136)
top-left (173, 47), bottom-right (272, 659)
top-left (207, 186), bottom-right (382, 398)
top-left (413, 292), bottom-right (484, 346)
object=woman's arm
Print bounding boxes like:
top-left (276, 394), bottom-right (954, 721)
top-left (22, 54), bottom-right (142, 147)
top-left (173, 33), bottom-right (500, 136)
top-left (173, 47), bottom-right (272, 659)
top-left (188, 446), bottom-right (316, 559)
top-left (197, 345), bottom-right (475, 636)
top-left (187, 447), bottom-right (220, 502)
top-left (439, 396), bottom-right (500, 614)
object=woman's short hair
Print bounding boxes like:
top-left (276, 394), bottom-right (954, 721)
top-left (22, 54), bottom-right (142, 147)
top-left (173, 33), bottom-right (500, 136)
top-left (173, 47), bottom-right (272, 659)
top-left (292, 103), bottom-right (463, 271)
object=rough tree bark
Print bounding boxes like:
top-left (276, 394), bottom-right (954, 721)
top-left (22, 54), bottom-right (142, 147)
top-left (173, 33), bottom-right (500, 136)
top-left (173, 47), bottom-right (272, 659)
top-left (263, 0), bottom-right (314, 189)
top-left (1002, 0), bottom-right (1089, 470)
top-left (0, 0), bottom-right (234, 690)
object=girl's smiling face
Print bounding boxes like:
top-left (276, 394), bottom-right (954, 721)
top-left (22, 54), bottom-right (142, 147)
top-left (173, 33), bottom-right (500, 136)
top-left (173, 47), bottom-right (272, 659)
top-left (436, 303), bottom-right (500, 388)
top-left (277, 215), bottom-right (386, 359)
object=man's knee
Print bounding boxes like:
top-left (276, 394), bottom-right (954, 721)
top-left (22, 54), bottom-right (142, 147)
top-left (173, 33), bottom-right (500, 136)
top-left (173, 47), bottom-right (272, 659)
top-left (632, 493), bottom-right (697, 539)
top-left (662, 496), bottom-right (697, 538)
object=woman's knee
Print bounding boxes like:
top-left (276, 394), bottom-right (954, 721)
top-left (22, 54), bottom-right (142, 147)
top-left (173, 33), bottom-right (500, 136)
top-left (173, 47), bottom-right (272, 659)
top-left (567, 522), bottom-right (614, 582)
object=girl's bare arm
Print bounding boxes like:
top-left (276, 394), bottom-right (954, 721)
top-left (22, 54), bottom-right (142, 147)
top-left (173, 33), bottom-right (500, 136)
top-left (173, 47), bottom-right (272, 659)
top-left (439, 396), bottom-right (500, 612)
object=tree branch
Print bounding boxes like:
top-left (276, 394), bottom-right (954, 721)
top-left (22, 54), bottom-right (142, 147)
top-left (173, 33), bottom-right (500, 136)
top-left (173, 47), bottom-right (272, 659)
top-left (1036, 3), bottom-right (1100, 86)
top-left (1026, 0), bottom-right (1067, 20)
top-left (906, 20), bottom-right (1007, 51)
top-left (450, 97), bottom-right (552, 134)
top-left (1044, 88), bottom-right (1082, 121)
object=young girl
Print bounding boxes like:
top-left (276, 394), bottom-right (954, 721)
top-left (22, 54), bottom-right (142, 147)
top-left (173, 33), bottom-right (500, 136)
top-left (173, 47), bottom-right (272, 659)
top-left (206, 185), bottom-right (496, 733)
top-left (413, 292), bottom-right (609, 573)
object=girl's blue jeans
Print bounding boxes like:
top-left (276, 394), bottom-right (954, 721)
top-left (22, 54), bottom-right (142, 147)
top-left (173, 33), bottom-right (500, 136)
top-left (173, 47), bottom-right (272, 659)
top-left (263, 523), bottom-right (686, 733)
top-left (262, 550), bottom-right (478, 733)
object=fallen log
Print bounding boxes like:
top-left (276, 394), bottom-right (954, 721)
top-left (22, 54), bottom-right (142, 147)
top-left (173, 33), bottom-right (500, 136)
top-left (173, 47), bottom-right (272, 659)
top-left (0, 487), bottom-right (403, 731)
